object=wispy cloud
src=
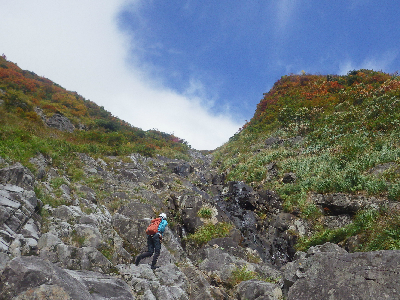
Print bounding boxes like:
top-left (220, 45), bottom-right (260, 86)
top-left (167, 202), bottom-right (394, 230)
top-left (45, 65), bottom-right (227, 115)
top-left (274, 0), bottom-right (300, 33)
top-left (0, 0), bottom-right (241, 149)
top-left (338, 50), bottom-right (399, 75)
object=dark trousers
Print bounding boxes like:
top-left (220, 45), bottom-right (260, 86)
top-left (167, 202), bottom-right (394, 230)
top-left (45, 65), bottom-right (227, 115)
top-left (136, 234), bottom-right (161, 267)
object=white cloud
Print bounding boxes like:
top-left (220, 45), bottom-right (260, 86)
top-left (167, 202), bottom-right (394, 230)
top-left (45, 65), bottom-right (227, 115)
top-left (0, 0), bottom-right (241, 150)
top-left (338, 50), bottom-right (399, 75)
top-left (338, 61), bottom-right (355, 76)
top-left (274, 0), bottom-right (299, 33)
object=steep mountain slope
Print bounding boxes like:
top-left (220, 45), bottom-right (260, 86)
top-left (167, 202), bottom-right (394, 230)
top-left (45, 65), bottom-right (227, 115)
top-left (0, 55), bottom-right (189, 163)
top-left (1, 57), bottom-right (400, 299)
top-left (214, 70), bottom-right (400, 252)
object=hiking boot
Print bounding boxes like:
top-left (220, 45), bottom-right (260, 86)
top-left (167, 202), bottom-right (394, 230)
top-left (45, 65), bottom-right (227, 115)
top-left (135, 256), bottom-right (141, 266)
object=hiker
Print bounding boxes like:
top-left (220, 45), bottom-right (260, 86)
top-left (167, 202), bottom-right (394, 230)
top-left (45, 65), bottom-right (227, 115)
top-left (135, 213), bottom-right (168, 269)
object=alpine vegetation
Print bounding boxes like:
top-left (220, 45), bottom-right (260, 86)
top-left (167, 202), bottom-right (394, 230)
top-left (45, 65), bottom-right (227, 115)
top-left (1, 57), bottom-right (400, 299)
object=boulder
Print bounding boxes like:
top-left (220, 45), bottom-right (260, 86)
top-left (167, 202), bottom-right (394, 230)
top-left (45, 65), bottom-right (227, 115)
top-left (261, 213), bottom-right (305, 267)
top-left (312, 193), bottom-right (388, 215)
top-left (65, 269), bottom-right (135, 300)
top-left (287, 249), bottom-right (400, 300)
top-left (211, 173), bottom-right (225, 185)
top-left (45, 113), bottom-right (75, 132)
top-left (282, 242), bottom-right (347, 293)
top-left (306, 242), bottom-right (347, 257)
top-left (368, 162), bottom-right (398, 176)
top-left (322, 214), bottom-right (352, 229)
top-left (12, 284), bottom-right (72, 300)
top-left (0, 256), bottom-right (135, 299)
top-left (225, 181), bottom-right (257, 210)
top-left (39, 243), bottom-right (112, 273)
top-left (0, 256), bottom-right (92, 299)
top-left (168, 162), bottom-right (194, 177)
top-left (53, 205), bottom-right (83, 223)
top-left (265, 162), bottom-right (279, 180)
top-left (0, 164), bottom-right (35, 191)
top-left (205, 237), bottom-right (247, 261)
top-left (77, 185), bottom-right (97, 203)
top-left (198, 248), bottom-right (238, 281)
top-left (236, 279), bottom-right (283, 300)
top-left (73, 224), bottom-right (103, 248)
top-left (0, 184), bottom-right (42, 255)
top-left (154, 263), bottom-right (189, 292)
top-left (118, 263), bottom-right (190, 299)
top-left (37, 232), bottom-right (62, 250)
top-left (179, 262), bottom-right (215, 300)
top-left (265, 137), bottom-right (283, 148)
top-left (0, 253), bottom-right (10, 272)
top-left (29, 154), bottom-right (50, 180)
top-left (112, 214), bottom-right (149, 249)
top-left (119, 168), bottom-right (146, 182)
top-left (257, 189), bottom-right (282, 213)
top-left (282, 172), bottom-right (297, 183)
top-left (179, 194), bottom-right (205, 234)
top-left (116, 202), bottom-right (154, 220)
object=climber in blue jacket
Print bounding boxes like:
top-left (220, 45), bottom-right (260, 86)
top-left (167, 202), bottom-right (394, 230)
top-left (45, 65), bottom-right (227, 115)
top-left (135, 213), bottom-right (168, 269)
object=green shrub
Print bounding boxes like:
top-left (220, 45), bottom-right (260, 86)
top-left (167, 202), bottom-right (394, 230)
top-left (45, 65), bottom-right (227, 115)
top-left (98, 241), bottom-right (114, 261)
top-left (185, 222), bottom-right (233, 246)
top-left (197, 207), bottom-right (213, 219)
top-left (226, 265), bottom-right (281, 288)
top-left (35, 184), bottom-right (67, 208)
top-left (295, 209), bottom-right (400, 252)
top-left (67, 166), bottom-right (85, 182)
top-left (388, 183), bottom-right (400, 201)
top-left (50, 177), bottom-right (66, 189)
top-left (226, 265), bottom-right (257, 288)
top-left (363, 211), bottom-right (400, 250)
top-left (4, 89), bottom-right (33, 112)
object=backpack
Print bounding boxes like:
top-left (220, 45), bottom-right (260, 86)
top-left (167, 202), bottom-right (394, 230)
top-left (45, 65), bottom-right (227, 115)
top-left (146, 217), bottom-right (162, 235)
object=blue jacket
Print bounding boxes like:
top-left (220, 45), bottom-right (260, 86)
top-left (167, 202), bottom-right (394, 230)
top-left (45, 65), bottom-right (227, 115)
top-left (158, 219), bottom-right (168, 236)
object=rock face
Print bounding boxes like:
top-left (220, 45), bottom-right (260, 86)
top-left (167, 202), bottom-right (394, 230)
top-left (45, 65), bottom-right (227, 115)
top-left (286, 250), bottom-right (400, 300)
top-left (311, 192), bottom-right (389, 215)
top-left (0, 163), bottom-right (35, 190)
top-left (33, 107), bottom-right (75, 132)
top-left (45, 113), bottom-right (75, 132)
top-left (0, 256), bottom-right (134, 300)
top-left (0, 165), bottom-right (42, 257)
top-left (0, 151), bottom-right (399, 299)
top-left (236, 280), bottom-right (282, 300)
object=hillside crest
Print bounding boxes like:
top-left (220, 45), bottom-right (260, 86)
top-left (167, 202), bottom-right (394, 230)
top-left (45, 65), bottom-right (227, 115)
top-left (1, 58), bottom-right (400, 299)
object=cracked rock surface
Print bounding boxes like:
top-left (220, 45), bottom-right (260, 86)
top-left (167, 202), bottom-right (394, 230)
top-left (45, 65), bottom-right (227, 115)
top-left (1, 151), bottom-right (399, 299)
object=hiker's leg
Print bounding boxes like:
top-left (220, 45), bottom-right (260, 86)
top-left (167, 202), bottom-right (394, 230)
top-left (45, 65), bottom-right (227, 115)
top-left (151, 234), bottom-right (161, 269)
top-left (135, 236), bottom-right (154, 265)
top-left (147, 234), bottom-right (155, 254)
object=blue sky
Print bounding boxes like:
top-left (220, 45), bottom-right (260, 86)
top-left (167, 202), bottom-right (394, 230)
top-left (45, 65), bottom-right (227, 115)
top-left (1, 1), bottom-right (400, 149)
top-left (118, 0), bottom-right (400, 119)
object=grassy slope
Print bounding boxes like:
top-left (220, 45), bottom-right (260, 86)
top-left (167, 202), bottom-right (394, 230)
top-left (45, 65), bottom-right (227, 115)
top-left (2, 55), bottom-right (400, 252)
top-left (214, 70), bottom-right (400, 251)
top-left (0, 56), bottom-right (190, 168)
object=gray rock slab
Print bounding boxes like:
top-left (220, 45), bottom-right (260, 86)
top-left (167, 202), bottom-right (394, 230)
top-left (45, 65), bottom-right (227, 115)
top-left (0, 256), bottom-right (92, 299)
top-left (287, 250), bottom-right (400, 300)
top-left (0, 164), bottom-right (35, 191)
top-left (65, 269), bottom-right (135, 300)
top-left (37, 232), bottom-right (62, 249)
top-left (0, 195), bottom-right (21, 209)
top-left (12, 284), bottom-right (72, 300)
top-left (154, 263), bottom-right (189, 291)
top-left (236, 279), bottom-right (283, 300)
